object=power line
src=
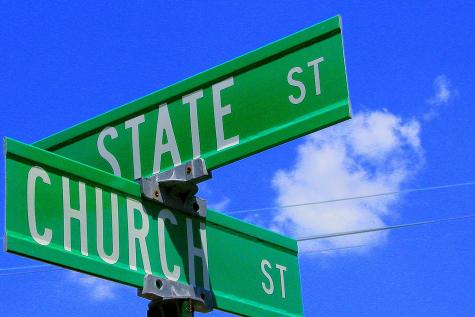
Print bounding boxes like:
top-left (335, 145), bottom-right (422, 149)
top-left (1, 214), bottom-right (474, 276)
top-left (297, 213), bottom-right (475, 242)
top-left (4, 213), bottom-right (469, 274)
top-left (226, 180), bottom-right (475, 215)
top-left (0, 267), bottom-right (61, 277)
top-left (0, 264), bottom-right (51, 272)
top-left (300, 244), bottom-right (368, 254)
top-left (2, 181), bottom-right (474, 276)
top-left (0, 264), bottom-right (62, 277)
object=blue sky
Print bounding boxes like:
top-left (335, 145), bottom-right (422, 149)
top-left (1, 1), bottom-right (474, 316)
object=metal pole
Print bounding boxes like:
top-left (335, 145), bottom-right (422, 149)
top-left (147, 300), bottom-right (193, 317)
top-left (181, 300), bottom-right (193, 317)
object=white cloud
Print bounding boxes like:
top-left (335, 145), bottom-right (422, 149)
top-left (67, 271), bottom-right (120, 301)
top-left (424, 75), bottom-right (457, 120)
top-left (271, 110), bottom-right (424, 254)
top-left (208, 196), bottom-right (231, 211)
top-left (199, 182), bottom-right (231, 211)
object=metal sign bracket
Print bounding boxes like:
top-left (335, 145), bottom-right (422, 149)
top-left (137, 160), bottom-right (213, 316)
top-left (138, 274), bottom-right (214, 316)
top-left (138, 158), bottom-right (211, 218)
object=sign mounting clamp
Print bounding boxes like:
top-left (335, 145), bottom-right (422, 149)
top-left (138, 158), bottom-right (211, 218)
top-left (138, 274), bottom-right (214, 314)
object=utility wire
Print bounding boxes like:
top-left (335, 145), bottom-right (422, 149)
top-left (226, 181), bottom-right (475, 215)
top-left (1, 214), bottom-right (473, 275)
top-left (300, 244), bottom-right (368, 254)
top-left (0, 267), bottom-right (61, 277)
top-left (0, 263), bottom-right (62, 277)
top-left (0, 214), bottom-right (474, 276)
top-left (297, 213), bottom-right (475, 241)
top-left (2, 181), bottom-right (474, 275)
top-left (0, 264), bottom-right (51, 272)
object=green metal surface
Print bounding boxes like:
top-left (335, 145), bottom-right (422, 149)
top-left (33, 16), bottom-right (350, 181)
top-left (5, 139), bottom-right (303, 316)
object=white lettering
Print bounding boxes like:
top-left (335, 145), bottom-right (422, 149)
top-left (275, 263), bottom-right (287, 299)
top-left (97, 127), bottom-right (121, 176)
top-left (287, 67), bottom-right (305, 104)
top-left (212, 77), bottom-right (239, 151)
top-left (27, 166), bottom-right (52, 246)
top-left (62, 177), bottom-right (88, 256)
top-left (126, 198), bottom-right (152, 274)
top-left (153, 104), bottom-right (181, 173)
top-left (261, 259), bottom-right (274, 295)
top-left (307, 57), bottom-right (324, 96)
top-left (96, 188), bottom-right (120, 265)
top-left (158, 209), bottom-right (181, 281)
top-left (182, 90), bottom-right (204, 159)
top-left (186, 219), bottom-right (209, 290)
top-left (124, 115), bottom-right (145, 179)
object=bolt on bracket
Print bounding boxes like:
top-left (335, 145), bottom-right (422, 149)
top-left (138, 158), bottom-right (211, 218)
top-left (138, 274), bottom-right (214, 313)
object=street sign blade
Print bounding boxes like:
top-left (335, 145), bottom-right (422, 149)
top-left (33, 15), bottom-right (350, 181)
top-left (4, 138), bottom-right (303, 317)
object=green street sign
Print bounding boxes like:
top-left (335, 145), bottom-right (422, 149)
top-left (34, 16), bottom-right (350, 180)
top-left (5, 138), bottom-right (303, 317)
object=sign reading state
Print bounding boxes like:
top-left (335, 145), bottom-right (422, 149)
top-left (34, 16), bottom-right (350, 181)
